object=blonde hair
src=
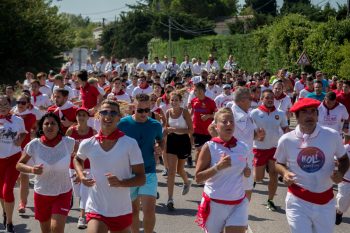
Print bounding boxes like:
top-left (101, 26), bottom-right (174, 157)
top-left (213, 107), bottom-right (233, 123)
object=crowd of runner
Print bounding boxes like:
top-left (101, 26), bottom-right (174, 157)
top-left (0, 53), bottom-right (349, 233)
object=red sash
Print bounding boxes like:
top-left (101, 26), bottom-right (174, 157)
top-left (40, 134), bottom-right (63, 147)
top-left (288, 183), bottom-right (334, 205)
top-left (95, 129), bottom-right (125, 143)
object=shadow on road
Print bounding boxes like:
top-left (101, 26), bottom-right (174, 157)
top-left (156, 204), bottom-right (197, 216)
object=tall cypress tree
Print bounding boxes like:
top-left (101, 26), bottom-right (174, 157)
top-left (245, 0), bottom-right (277, 16)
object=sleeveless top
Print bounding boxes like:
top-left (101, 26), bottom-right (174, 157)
top-left (168, 109), bottom-right (188, 133)
top-left (69, 126), bottom-right (94, 169)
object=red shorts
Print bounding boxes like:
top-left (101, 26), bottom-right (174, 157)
top-left (86, 212), bottom-right (132, 231)
top-left (253, 148), bottom-right (276, 167)
top-left (34, 190), bottom-right (72, 222)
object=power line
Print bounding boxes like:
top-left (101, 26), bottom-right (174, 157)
top-left (80, 6), bottom-right (128, 16)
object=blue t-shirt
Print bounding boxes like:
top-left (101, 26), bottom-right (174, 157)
top-left (306, 92), bottom-right (326, 102)
top-left (321, 79), bottom-right (329, 92)
top-left (118, 116), bottom-right (163, 174)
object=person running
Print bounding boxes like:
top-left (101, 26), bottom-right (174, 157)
top-left (118, 94), bottom-right (163, 233)
top-left (0, 95), bottom-right (27, 233)
top-left (12, 94), bottom-right (37, 215)
top-left (306, 80), bottom-right (326, 101)
top-left (250, 89), bottom-right (289, 211)
top-left (74, 100), bottom-right (145, 233)
top-left (195, 107), bottom-right (251, 233)
top-left (66, 107), bottom-right (96, 229)
top-left (274, 98), bottom-right (349, 233)
top-left (16, 113), bottom-right (75, 233)
top-left (164, 91), bottom-right (193, 210)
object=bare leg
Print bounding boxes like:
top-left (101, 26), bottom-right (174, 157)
top-left (140, 196), bottom-right (156, 233)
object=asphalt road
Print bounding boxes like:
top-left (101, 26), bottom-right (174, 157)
top-left (2, 166), bottom-right (350, 233)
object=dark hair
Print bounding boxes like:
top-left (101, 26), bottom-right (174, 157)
top-left (37, 112), bottom-right (64, 137)
top-left (325, 91), bottom-right (336, 101)
top-left (0, 95), bottom-right (11, 105)
top-left (194, 82), bottom-right (206, 91)
top-left (263, 72), bottom-right (271, 78)
top-left (54, 88), bottom-right (69, 97)
top-left (135, 93), bottom-right (150, 102)
top-left (250, 85), bottom-right (260, 93)
top-left (17, 94), bottom-right (31, 103)
top-left (262, 89), bottom-right (274, 96)
top-left (6, 86), bottom-right (14, 91)
top-left (306, 76), bottom-right (314, 82)
top-left (77, 70), bottom-right (88, 82)
top-left (112, 77), bottom-right (121, 83)
top-left (344, 80), bottom-right (350, 87)
top-left (314, 80), bottom-right (323, 86)
top-left (273, 80), bottom-right (283, 87)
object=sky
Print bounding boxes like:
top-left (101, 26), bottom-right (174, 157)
top-left (51, 0), bottom-right (347, 22)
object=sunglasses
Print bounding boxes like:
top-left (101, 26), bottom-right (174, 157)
top-left (17, 101), bottom-right (27, 105)
top-left (136, 108), bottom-right (151, 114)
top-left (99, 110), bottom-right (119, 117)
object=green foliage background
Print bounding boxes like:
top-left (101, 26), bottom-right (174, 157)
top-left (148, 14), bottom-right (350, 78)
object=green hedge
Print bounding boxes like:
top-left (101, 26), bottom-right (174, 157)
top-left (148, 14), bottom-right (350, 78)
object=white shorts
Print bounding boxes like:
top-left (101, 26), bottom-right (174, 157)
top-left (285, 193), bottom-right (335, 233)
top-left (205, 198), bottom-right (249, 233)
top-left (69, 169), bottom-right (89, 210)
top-left (336, 181), bottom-right (350, 214)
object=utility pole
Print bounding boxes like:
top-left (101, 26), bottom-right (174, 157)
top-left (168, 17), bottom-right (172, 58)
top-left (102, 18), bottom-right (106, 28)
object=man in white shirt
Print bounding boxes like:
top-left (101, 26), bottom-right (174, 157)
top-left (53, 74), bottom-right (75, 100)
top-left (136, 56), bottom-right (151, 72)
top-left (273, 80), bottom-right (292, 122)
top-left (205, 54), bottom-right (220, 73)
top-left (206, 74), bottom-right (222, 98)
top-left (105, 56), bottom-right (119, 73)
top-left (293, 72), bottom-right (307, 101)
top-left (166, 57), bottom-right (180, 77)
top-left (151, 57), bottom-right (165, 74)
top-left (161, 55), bottom-right (169, 67)
top-left (223, 55), bottom-right (237, 72)
top-left (318, 91), bottom-right (349, 134)
top-left (132, 76), bottom-right (153, 98)
top-left (94, 56), bottom-right (107, 73)
top-left (37, 72), bottom-right (52, 98)
top-left (192, 57), bottom-right (206, 76)
top-left (214, 84), bottom-right (233, 108)
top-left (275, 97), bottom-right (349, 233)
top-left (179, 55), bottom-right (193, 73)
top-left (117, 59), bottom-right (129, 75)
top-left (260, 72), bottom-right (273, 92)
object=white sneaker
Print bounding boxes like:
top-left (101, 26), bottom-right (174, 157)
top-left (77, 216), bottom-right (87, 229)
top-left (182, 180), bottom-right (192, 195)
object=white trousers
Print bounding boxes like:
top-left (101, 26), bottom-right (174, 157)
top-left (336, 181), bottom-right (350, 214)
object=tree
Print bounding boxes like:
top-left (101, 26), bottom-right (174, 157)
top-left (0, 0), bottom-right (72, 84)
top-left (244, 0), bottom-right (277, 16)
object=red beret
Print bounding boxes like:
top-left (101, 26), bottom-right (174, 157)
top-left (290, 98), bottom-right (321, 112)
top-left (75, 107), bottom-right (90, 117)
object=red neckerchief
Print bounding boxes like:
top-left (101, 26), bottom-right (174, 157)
top-left (275, 93), bottom-right (286, 100)
top-left (139, 82), bottom-right (149, 89)
top-left (31, 91), bottom-right (42, 103)
top-left (331, 83), bottom-right (337, 90)
top-left (40, 134), bottom-right (62, 147)
top-left (162, 94), bottom-right (170, 105)
top-left (304, 86), bottom-right (313, 92)
top-left (300, 79), bottom-right (305, 85)
top-left (263, 82), bottom-right (270, 87)
top-left (114, 89), bottom-right (125, 95)
top-left (323, 101), bottom-right (339, 115)
top-left (95, 129), bottom-right (125, 143)
top-left (258, 105), bottom-right (276, 114)
top-left (211, 136), bottom-right (237, 148)
top-left (0, 114), bottom-right (12, 123)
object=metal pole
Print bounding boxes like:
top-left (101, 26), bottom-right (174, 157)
top-left (168, 17), bottom-right (172, 58)
top-left (79, 48), bottom-right (82, 71)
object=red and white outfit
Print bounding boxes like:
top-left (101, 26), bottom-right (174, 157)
top-left (318, 102), bottom-right (348, 134)
top-left (76, 132), bottom-right (143, 231)
top-left (196, 138), bottom-right (249, 232)
top-left (14, 110), bottom-right (36, 149)
top-left (131, 84), bottom-right (153, 98)
top-left (0, 115), bottom-right (26, 203)
top-left (336, 144), bottom-right (350, 215)
top-left (24, 136), bottom-right (75, 222)
top-left (294, 80), bottom-right (306, 101)
top-left (274, 94), bottom-right (292, 114)
top-left (299, 87), bottom-right (313, 99)
top-left (251, 106), bottom-right (288, 167)
top-left (31, 92), bottom-right (52, 110)
top-left (275, 124), bottom-right (345, 233)
top-left (107, 90), bottom-right (131, 103)
top-left (69, 126), bottom-right (94, 210)
top-left (232, 104), bottom-right (256, 190)
top-left (47, 101), bottom-right (78, 134)
top-left (214, 93), bottom-right (233, 108)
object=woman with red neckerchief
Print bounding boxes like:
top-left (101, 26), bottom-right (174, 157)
top-left (0, 95), bottom-right (27, 233)
top-left (16, 113), bottom-right (75, 233)
top-left (195, 107), bottom-right (251, 233)
top-left (12, 94), bottom-right (37, 215)
top-left (74, 100), bottom-right (145, 233)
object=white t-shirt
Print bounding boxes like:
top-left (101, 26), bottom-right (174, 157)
top-left (53, 85), bottom-right (75, 100)
top-left (136, 62), bottom-right (151, 71)
top-left (0, 115), bottom-right (26, 158)
top-left (205, 61), bottom-right (220, 72)
top-left (299, 89), bottom-right (312, 99)
top-left (204, 141), bottom-right (248, 201)
top-left (151, 62), bottom-right (165, 73)
top-left (275, 124), bottom-right (345, 193)
top-left (192, 63), bottom-right (205, 75)
top-left (107, 92), bottom-right (131, 103)
top-left (31, 94), bottom-right (52, 109)
top-left (260, 84), bottom-right (272, 93)
top-left (251, 108), bottom-right (288, 149)
top-left (294, 80), bottom-right (305, 95)
top-left (25, 137), bottom-right (75, 195)
top-left (39, 85), bottom-right (52, 98)
top-left (131, 86), bottom-right (153, 97)
top-left (223, 61), bottom-right (237, 71)
top-left (214, 93), bottom-right (233, 108)
top-left (318, 102), bottom-right (349, 133)
top-left (126, 84), bottom-right (137, 97)
top-left (343, 144), bottom-right (350, 181)
top-left (180, 61), bottom-right (193, 72)
top-left (274, 95), bottom-right (292, 113)
top-left (77, 136), bottom-right (144, 217)
top-left (206, 84), bottom-right (222, 98)
top-left (232, 104), bottom-right (256, 150)
top-left (187, 89), bottom-right (214, 105)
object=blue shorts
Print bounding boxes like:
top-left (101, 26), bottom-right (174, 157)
top-left (130, 173), bottom-right (158, 201)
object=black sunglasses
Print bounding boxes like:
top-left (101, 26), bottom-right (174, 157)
top-left (136, 108), bottom-right (151, 114)
top-left (99, 110), bottom-right (119, 117)
top-left (16, 101), bottom-right (27, 105)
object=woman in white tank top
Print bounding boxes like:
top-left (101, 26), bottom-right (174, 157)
top-left (195, 107), bottom-right (251, 233)
top-left (164, 91), bottom-right (193, 211)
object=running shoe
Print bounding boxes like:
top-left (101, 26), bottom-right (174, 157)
top-left (161, 169), bottom-right (168, 176)
top-left (167, 199), bottom-right (175, 211)
top-left (182, 180), bottom-right (192, 195)
top-left (187, 157), bottom-right (193, 168)
top-left (77, 216), bottom-right (87, 229)
top-left (156, 192), bottom-right (160, 199)
top-left (335, 212), bottom-right (343, 225)
top-left (6, 223), bottom-right (15, 233)
top-left (266, 200), bottom-right (277, 211)
top-left (3, 213), bottom-right (6, 227)
top-left (17, 202), bottom-right (26, 214)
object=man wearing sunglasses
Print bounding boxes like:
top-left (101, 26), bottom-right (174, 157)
top-left (118, 93), bottom-right (163, 233)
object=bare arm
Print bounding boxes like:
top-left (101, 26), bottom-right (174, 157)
top-left (106, 164), bottom-right (146, 188)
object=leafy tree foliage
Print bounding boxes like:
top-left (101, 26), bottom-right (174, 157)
top-left (244, 0), bottom-right (277, 16)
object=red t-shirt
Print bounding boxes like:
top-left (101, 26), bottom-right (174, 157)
top-left (69, 126), bottom-right (94, 169)
top-left (18, 113), bottom-right (36, 149)
top-left (191, 97), bottom-right (217, 135)
top-left (80, 83), bottom-right (100, 109)
top-left (47, 105), bottom-right (78, 133)
top-left (337, 93), bottom-right (350, 118)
